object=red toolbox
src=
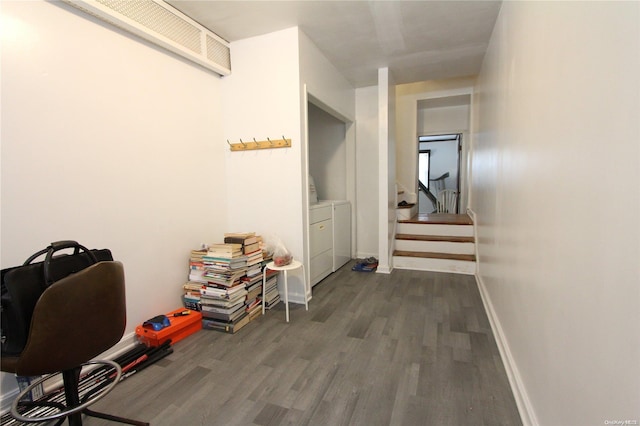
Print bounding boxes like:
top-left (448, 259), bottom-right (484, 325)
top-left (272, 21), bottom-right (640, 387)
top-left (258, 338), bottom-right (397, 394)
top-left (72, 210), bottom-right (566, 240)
top-left (135, 308), bottom-right (202, 347)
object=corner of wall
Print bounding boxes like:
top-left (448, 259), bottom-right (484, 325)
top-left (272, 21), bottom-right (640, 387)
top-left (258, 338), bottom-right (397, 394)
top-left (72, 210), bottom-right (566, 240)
top-left (474, 273), bottom-right (538, 426)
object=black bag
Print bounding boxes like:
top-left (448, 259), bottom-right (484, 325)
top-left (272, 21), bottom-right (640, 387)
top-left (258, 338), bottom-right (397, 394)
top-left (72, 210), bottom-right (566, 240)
top-left (1, 241), bottom-right (113, 356)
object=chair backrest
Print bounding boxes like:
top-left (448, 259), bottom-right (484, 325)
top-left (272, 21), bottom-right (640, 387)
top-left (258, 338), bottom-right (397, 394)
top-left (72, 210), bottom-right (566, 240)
top-left (436, 189), bottom-right (457, 213)
top-left (10, 261), bottom-right (126, 376)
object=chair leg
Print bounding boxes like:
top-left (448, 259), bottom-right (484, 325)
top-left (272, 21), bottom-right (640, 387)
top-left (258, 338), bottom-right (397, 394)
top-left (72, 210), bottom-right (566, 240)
top-left (11, 361), bottom-right (147, 426)
top-left (62, 368), bottom-right (83, 426)
top-left (62, 366), bottom-right (149, 426)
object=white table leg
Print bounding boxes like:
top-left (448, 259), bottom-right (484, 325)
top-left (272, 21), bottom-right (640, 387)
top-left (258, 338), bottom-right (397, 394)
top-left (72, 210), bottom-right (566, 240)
top-left (284, 270), bottom-right (289, 322)
top-left (302, 264), bottom-right (308, 311)
top-left (262, 265), bottom-right (267, 315)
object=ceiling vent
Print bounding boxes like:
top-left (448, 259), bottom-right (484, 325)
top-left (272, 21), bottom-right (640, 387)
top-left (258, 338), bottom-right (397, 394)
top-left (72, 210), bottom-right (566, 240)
top-left (63, 0), bottom-right (231, 76)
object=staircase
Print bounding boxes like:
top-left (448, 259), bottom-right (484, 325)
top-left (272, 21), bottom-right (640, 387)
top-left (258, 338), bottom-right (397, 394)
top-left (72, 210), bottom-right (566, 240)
top-left (393, 213), bottom-right (476, 275)
top-left (396, 202), bottom-right (418, 220)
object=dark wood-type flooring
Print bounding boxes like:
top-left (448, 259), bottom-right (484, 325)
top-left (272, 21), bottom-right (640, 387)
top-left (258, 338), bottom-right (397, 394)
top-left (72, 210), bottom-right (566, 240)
top-left (81, 262), bottom-right (521, 425)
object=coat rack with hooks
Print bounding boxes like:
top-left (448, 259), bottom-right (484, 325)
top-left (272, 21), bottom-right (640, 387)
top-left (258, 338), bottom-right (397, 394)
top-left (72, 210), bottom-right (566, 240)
top-left (227, 137), bottom-right (291, 152)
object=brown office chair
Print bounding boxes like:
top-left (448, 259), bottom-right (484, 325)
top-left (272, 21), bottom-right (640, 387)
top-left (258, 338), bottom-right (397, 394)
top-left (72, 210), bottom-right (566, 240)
top-left (1, 261), bottom-right (148, 426)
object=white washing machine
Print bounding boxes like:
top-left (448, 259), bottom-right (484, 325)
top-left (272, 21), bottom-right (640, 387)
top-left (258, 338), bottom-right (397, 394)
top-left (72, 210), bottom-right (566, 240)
top-left (309, 200), bottom-right (351, 286)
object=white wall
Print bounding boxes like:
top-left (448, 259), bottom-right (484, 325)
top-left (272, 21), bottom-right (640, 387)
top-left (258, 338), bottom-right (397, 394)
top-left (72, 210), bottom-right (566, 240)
top-left (220, 28), bottom-right (305, 299)
top-left (1, 0), bottom-right (226, 400)
top-left (471, 2), bottom-right (640, 425)
top-left (298, 31), bottom-right (355, 122)
top-left (417, 104), bottom-right (469, 135)
top-left (308, 103), bottom-right (347, 200)
top-left (355, 86), bottom-right (379, 259)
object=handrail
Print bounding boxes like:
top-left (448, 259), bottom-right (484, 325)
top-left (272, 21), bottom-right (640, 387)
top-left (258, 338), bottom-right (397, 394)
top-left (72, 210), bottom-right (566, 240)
top-left (429, 172), bottom-right (449, 183)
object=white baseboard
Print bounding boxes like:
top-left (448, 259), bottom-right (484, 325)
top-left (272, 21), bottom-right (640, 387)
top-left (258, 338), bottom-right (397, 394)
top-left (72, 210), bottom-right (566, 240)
top-left (1, 332), bottom-right (139, 414)
top-left (376, 265), bottom-right (392, 274)
top-left (356, 251), bottom-right (378, 260)
top-left (474, 274), bottom-right (538, 426)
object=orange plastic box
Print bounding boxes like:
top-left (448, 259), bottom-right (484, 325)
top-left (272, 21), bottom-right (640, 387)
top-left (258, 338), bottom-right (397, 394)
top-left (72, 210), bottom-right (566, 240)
top-left (135, 308), bottom-right (202, 347)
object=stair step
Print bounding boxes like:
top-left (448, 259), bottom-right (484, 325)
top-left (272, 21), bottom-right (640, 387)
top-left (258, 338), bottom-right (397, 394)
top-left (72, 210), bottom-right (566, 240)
top-left (393, 250), bottom-right (476, 262)
top-left (395, 237), bottom-right (475, 255)
top-left (396, 233), bottom-right (474, 243)
top-left (396, 204), bottom-right (418, 221)
top-left (394, 213), bottom-right (477, 275)
top-left (399, 213), bottom-right (473, 225)
top-left (393, 252), bottom-right (476, 275)
top-left (397, 222), bottom-right (473, 237)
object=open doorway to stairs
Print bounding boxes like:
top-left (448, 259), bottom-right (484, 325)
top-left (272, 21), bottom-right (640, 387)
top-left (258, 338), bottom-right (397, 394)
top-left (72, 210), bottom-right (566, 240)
top-left (417, 133), bottom-right (461, 214)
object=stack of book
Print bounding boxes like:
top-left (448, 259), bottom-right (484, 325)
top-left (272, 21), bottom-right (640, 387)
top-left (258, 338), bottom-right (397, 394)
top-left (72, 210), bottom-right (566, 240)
top-left (200, 283), bottom-right (250, 333)
top-left (223, 232), bottom-right (268, 321)
top-left (182, 281), bottom-right (202, 311)
top-left (181, 233), bottom-right (279, 334)
top-left (241, 271), bottom-right (264, 320)
top-left (223, 233), bottom-right (261, 257)
top-left (262, 269), bottom-right (280, 310)
top-left (188, 248), bottom-right (207, 284)
top-left (202, 243), bottom-right (247, 288)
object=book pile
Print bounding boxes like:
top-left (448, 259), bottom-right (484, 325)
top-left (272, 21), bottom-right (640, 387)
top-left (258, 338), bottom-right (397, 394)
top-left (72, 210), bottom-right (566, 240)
top-left (200, 283), bottom-right (250, 333)
top-left (188, 248), bottom-right (207, 284)
top-left (223, 232), bottom-right (262, 258)
top-left (262, 269), bottom-right (280, 310)
top-left (182, 281), bottom-right (202, 311)
top-left (242, 270), bottom-right (264, 320)
top-left (181, 232), bottom-right (277, 335)
top-left (202, 243), bottom-right (247, 287)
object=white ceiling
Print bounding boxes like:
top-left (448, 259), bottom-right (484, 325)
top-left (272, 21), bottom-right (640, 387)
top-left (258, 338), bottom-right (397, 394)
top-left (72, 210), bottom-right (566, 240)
top-left (167, 0), bottom-right (502, 88)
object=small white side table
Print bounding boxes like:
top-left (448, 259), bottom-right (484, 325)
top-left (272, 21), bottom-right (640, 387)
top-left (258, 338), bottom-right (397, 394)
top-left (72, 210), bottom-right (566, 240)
top-left (262, 260), bottom-right (308, 322)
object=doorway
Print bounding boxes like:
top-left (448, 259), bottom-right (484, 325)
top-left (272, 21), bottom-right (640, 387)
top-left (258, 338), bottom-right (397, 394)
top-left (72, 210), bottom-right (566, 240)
top-left (417, 133), bottom-right (461, 214)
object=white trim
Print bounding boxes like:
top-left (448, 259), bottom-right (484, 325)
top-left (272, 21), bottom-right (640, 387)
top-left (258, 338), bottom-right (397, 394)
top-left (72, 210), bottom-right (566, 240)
top-left (470, 206), bottom-right (537, 426)
top-left (474, 274), bottom-right (538, 426)
top-left (356, 251), bottom-right (378, 260)
top-left (376, 265), bottom-right (393, 274)
top-left (466, 207), bottom-right (480, 275)
top-left (393, 257), bottom-right (475, 275)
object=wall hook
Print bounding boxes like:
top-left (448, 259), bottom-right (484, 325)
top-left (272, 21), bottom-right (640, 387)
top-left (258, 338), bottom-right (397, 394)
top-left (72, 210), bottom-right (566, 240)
top-left (239, 138), bottom-right (246, 147)
top-left (267, 137), bottom-right (274, 146)
top-left (227, 140), bottom-right (231, 146)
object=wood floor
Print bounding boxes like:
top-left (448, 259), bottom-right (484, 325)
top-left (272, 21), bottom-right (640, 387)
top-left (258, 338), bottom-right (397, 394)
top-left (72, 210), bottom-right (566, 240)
top-left (83, 262), bottom-right (521, 426)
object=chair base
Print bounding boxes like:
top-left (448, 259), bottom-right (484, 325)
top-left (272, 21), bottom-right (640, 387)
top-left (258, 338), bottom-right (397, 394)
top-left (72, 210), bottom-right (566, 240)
top-left (11, 360), bottom-right (148, 426)
top-left (82, 407), bottom-right (149, 426)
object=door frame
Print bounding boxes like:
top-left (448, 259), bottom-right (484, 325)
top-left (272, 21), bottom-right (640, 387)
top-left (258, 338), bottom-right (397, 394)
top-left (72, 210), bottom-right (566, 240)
top-left (417, 133), bottom-right (462, 214)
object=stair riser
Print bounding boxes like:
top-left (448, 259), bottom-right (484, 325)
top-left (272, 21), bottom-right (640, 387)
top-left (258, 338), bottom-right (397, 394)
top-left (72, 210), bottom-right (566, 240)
top-left (397, 222), bottom-right (473, 237)
top-left (395, 240), bottom-right (475, 255)
top-left (396, 206), bottom-right (418, 221)
top-left (393, 256), bottom-right (476, 275)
